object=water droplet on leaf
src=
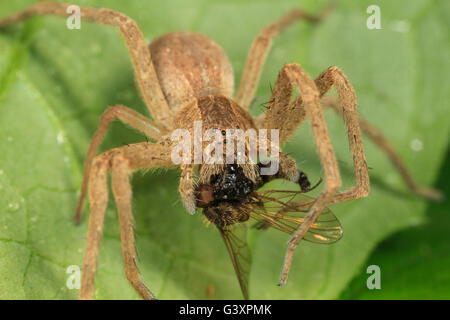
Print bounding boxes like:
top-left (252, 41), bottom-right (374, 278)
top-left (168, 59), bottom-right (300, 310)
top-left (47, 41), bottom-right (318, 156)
top-left (7, 202), bottom-right (20, 212)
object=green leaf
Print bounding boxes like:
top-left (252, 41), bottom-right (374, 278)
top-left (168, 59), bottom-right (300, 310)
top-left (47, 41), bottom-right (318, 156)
top-left (340, 146), bottom-right (450, 299)
top-left (0, 0), bottom-right (448, 299)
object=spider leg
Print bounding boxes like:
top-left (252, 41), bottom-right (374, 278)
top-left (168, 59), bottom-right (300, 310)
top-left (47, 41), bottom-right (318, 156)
top-left (265, 65), bottom-right (441, 204)
top-left (80, 142), bottom-right (175, 300)
top-left (277, 152), bottom-right (301, 181)
top-left (111, 154), bottom-right (154, 300)
top-left (80, 152), bottom-right (109, 300)
top-left (0, 2), bottom-right (173, 128)
top-left (179, 164), bottom-right (196, 214)
top-left (320, 95), bottom-right (444, 201)
top-left (313, 67), bottom-right (370, 204)
top-left (75, 105), bottom-right (168, 224)
top-left (263, 63), bottom-right (341, 285)
top-left (264, 64), bottom-right (442, 284)
top-left (236, 3), bottom-right (333, 111)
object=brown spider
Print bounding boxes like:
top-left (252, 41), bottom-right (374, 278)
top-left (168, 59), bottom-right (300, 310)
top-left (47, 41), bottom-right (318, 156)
top-left (0, 2), bottom-right (442, 300)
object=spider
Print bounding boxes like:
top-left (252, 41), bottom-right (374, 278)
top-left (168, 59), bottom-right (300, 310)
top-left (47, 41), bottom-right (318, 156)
top-left (0, 2), bottom-right (442, 300)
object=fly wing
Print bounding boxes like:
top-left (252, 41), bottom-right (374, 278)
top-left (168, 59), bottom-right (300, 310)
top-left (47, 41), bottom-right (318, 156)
top-left (250, 190), bottom-right (343, 244)
top-left (218, 222), bottom-right (251, 300)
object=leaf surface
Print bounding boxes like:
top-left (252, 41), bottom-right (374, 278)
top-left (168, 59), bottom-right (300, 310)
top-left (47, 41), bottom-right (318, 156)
top-left (0, 0), bottom-right (448, 299)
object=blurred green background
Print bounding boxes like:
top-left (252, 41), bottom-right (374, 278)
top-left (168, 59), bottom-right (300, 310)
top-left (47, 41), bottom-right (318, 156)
top-left (0, 0), bottom-right (448, 299)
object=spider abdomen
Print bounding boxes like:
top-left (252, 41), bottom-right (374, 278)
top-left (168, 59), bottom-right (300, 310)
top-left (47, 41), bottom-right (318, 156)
top-left (149, 31), bottom-right (234, 111)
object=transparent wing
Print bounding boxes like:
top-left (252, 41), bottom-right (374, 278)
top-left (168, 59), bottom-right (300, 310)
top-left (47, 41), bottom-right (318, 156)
top-left (218, 222), bottom-right (251, 300)
top-left (249, 190), bottom-right (343, 244)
